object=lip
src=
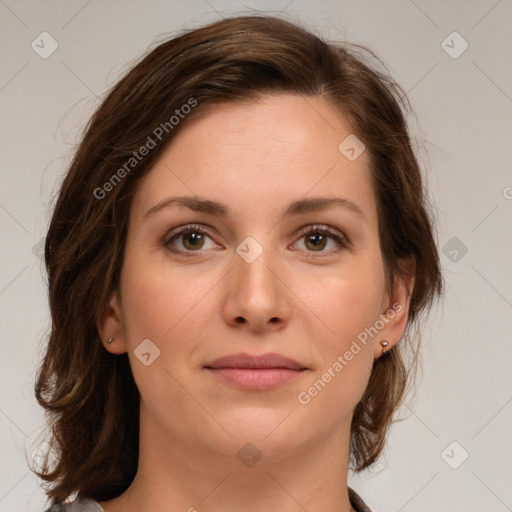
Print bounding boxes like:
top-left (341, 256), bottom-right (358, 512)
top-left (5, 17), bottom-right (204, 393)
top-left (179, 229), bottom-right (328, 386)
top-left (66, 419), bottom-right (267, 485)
top-left (204, 352), bottom-right (308, 391)
top-left (205, 352), bottom-right (306, 370)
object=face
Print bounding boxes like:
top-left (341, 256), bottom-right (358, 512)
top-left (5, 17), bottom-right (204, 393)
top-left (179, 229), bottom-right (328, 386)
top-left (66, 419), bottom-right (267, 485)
top-left (101, 93), bottom-right (411, 463)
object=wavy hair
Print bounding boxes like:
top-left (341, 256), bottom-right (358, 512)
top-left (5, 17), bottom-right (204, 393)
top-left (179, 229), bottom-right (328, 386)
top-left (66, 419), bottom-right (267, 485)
top-left (33, 14), bottom-right (443, 505)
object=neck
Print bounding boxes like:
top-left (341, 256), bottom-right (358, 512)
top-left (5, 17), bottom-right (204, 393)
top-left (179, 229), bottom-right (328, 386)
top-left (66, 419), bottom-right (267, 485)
top-left (99, 402), bottom-right (356, 512)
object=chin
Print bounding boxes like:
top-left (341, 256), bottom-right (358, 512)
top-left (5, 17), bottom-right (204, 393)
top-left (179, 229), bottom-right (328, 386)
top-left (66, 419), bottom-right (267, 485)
top-left (209, 408), bottom-right (310, 451)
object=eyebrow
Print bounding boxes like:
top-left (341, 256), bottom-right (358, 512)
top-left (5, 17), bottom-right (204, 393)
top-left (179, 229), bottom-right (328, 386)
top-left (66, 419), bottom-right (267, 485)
top-left (143, 195), bottom-right (366, 221)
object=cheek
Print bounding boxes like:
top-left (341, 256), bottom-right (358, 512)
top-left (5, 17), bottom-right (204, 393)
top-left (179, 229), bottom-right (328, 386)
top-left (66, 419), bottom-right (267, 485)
top-left (118, 252), bottom-right (226, 407)
top-left (118, 256), bottom-right (216, 416)
top-left (293, 260), bottom-right (383, 404)
top-left (299, 258), bottom-right (384, 346)
top-left (120, 249), bottom-right (219, 342)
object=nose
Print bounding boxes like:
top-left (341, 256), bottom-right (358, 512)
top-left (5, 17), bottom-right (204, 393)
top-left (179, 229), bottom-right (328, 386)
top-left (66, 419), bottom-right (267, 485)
top-left (222, 243), bottom-right (291, 333)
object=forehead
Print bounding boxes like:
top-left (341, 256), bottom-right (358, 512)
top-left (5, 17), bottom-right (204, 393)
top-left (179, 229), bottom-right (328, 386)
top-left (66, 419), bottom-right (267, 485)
top-left (132, 93), bottom-right (377, 226)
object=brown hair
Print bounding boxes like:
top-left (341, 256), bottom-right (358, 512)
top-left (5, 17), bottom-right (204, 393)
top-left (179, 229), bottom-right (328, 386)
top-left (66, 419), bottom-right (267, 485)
top-left (33, 14), bottom-right (443, 505)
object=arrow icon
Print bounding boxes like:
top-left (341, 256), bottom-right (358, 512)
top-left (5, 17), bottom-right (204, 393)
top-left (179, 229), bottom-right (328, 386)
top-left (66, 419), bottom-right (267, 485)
top-left (135, 339), bottom-right (161, 366)
top-left (236, 441), bottom-right (262, 467)
top-left (441, 441), bottom-right (468, 469)
top-left (31, 31), bottom-right (59, 59)
top-left (442, 237), bottom-right (467, 263)
top-left (236, 236), bottom-right (263, 263)
top-left (338, 134), bottom-right (365, 161)
top-left (441, 32), bottom-right (468, 59)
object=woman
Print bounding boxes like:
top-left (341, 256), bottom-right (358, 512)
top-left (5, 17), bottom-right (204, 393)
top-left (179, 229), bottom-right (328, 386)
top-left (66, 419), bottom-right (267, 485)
top-left (34, 15), bottom-right (443, 512)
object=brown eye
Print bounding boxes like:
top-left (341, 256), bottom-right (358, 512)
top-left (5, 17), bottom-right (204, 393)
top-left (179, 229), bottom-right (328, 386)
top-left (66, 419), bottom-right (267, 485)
top-left (304, 233), bottom-right (327, 251)
top-left (181, 231), bottom-right (205, 250)
top-left (165, 224), bottom-right (219, 256)
top-left (293, 225), bottom-right (349, 255)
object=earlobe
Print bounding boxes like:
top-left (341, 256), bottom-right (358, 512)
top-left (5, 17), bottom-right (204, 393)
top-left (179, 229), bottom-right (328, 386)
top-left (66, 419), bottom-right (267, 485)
top-left (374, 257), bottom-right (416, 358)
top-left (97, 290), bottom-right (127, 354)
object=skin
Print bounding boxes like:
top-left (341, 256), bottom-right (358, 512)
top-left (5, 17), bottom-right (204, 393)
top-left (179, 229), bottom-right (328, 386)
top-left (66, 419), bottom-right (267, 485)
top-left (97, 93), bottom-right (414, 512)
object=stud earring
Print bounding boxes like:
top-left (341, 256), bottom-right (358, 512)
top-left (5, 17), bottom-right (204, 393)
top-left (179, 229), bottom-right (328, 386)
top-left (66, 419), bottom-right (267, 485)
top-left (380, 340), bottom-right (389, 355)
top-left (107, 337), bottom-right (114, 344)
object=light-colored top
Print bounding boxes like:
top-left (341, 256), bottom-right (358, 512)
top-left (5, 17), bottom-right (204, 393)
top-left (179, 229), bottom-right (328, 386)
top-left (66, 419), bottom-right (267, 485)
top-left (44, 488), bottom-right (373, 511)
top-left (43, 497), bottom-right (104, 511)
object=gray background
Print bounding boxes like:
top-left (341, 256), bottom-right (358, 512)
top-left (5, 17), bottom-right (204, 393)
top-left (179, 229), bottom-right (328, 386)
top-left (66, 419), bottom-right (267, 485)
top-left (1, 1), bottom-right (511, 511)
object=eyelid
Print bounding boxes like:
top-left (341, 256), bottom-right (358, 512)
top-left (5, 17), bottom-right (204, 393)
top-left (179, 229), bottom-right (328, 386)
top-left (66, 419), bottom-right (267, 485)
top-left (295, 223), bottom-right (347, 240)
top-left (292, 224), bottom-right (351, 251)
top-left (164, 224), bottom-right (220, 256)
top-left (164, 223), bottom-right (215, 243)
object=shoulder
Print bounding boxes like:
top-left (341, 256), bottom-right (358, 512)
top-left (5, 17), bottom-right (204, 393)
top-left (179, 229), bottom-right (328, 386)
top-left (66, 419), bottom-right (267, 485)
top-left (43, 496), bottom-right (104, 512)
top-left (43, 491), bottom-right (369, 512)
top-left (348, 487), bottom-right (374, 512)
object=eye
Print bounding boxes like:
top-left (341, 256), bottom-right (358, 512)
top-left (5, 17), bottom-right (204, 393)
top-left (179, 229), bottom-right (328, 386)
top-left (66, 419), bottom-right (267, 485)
top-left (292, 224), bottom-right (350, 255)
top-left (164, 223), bottom-right (350, 258)
top-left (165, 224), bottom-right (219, 256)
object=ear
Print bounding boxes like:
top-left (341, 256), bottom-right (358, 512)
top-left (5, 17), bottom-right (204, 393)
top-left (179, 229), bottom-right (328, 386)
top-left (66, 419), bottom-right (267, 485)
top-left (373, 256), bottom-right (416, 358)
top-left (97, 289), bottom-right (128, 355)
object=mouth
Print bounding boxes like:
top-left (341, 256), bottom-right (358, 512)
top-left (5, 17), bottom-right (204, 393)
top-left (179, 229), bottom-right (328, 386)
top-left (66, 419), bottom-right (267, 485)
top-left (204, 352), bottom-right (308, 391)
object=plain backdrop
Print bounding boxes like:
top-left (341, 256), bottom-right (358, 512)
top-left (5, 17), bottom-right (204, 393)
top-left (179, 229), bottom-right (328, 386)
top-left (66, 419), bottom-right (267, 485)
top-left (1, 1), bottom-right (511, 511)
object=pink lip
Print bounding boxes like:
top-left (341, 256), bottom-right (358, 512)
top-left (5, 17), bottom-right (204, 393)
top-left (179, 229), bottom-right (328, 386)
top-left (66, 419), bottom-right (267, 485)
top-left (205, 352), bottom-right (306, 370)
top-left (207, 368), bottom-right (304, 390)
top-left (204, 352), bottom-right (308, 391)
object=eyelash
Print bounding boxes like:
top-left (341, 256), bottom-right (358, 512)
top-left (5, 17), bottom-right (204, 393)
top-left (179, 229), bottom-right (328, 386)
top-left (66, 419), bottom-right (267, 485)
top-left (164, 223), bottom-right (350, 258)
